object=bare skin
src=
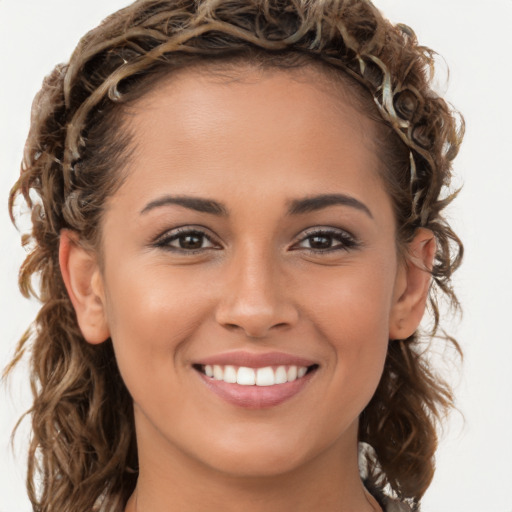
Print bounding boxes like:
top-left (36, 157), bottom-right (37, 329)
top-left (59, 65), bottom-right (434, 512)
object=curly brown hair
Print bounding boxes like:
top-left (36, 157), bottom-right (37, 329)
top-left (6, 0), bottom-right (464, 510)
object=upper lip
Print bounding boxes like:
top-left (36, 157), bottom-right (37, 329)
top-left (194, 351), bottom-right (317, 368)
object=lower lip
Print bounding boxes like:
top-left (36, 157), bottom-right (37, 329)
top-left (196, 368), bottom-right (317, 409)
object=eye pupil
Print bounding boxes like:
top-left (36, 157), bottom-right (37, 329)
top-left (309, 235), bottom-right (332, 249)
top-left (180, 234), bottom-right (203, 249)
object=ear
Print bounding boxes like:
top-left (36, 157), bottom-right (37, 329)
top-left (59, 229), bottom-right (110, 344)
top-left (389, 228), bottom-right (436, 340)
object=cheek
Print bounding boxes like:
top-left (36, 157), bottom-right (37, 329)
top-left (305, 260), bottom-right (395, 408)
top-left (305, 252), bottom-right (396, 341)
top-left (101, 264), bottom-right (209, 396)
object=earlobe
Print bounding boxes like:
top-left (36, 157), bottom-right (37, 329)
top-left (389, 228), bottom-right (436, 340)
top-left (59, 229), bottom-right (110, 344)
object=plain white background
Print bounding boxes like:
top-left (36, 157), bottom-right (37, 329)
top-left (1, 1), bottom-right (511, 511)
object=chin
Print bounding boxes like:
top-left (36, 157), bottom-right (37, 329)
top-left (204, 447), bottom-right (311, 479)
top-left (180, 422), bottom-right (346, 480)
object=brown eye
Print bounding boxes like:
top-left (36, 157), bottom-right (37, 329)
top-left (176, 233), bottom-right (205, 250)
top-left (294, 228), bottom-right (359, 254)
top-left (155, 228), bottom-right (219, 253)
top-left (307, 234), bottom-right (336, 250)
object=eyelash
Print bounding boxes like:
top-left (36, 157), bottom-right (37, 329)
top-left (154, 227), bottom-right (219, 255)
top-left (153, 226), bottom-right (360, 255)
top-left (294, 228), bottom-right (359, 253)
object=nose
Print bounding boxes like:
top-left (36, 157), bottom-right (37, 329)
top-left (214, 243), bottom-right (299, 339)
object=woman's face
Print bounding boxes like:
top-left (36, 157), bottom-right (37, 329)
top-left (95, 65), bottom-right (405, 478)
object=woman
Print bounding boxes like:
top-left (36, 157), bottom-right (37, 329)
top-left (6, 0), bottom-right (463, 510)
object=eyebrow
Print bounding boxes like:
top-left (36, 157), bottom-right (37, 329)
top-left (140, 193), bottom-right (373, 219)
top-left (286, 194), bottom-right (373, 219)
top-left (140, 195), bottom-right (228, 216)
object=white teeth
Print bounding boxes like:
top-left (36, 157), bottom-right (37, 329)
top-left (213, 365), bottom-right (223, 380)
top-left (223, 365), bottom-right (237, 383)
top-left (275, 366), bottom-right (288, 384)
top-left (237, 367), bottom-right (256, 385)
top-left (256, 367), bottom-right (275, 386)
top-left (204, 364), bottom-right (312, 386)
top-left (287, 365), bottom-right (297, 382)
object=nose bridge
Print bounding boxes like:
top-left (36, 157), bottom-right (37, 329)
top-left (215, 238), bottom-right (298, 338)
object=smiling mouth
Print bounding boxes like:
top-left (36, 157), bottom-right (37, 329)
top-left (193, 363), bottom-right (319, 386)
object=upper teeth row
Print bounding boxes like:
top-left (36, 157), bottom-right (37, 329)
top-left (204, 365), bottom-right (308, 386)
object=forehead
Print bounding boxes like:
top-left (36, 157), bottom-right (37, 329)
top-left (111, 63), bottom-right (388, 218)
top-left (122, 62), bottom-right (381, 167)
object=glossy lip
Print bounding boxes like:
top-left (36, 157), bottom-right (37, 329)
top-left (193, 351), bottom-right (319, 409)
